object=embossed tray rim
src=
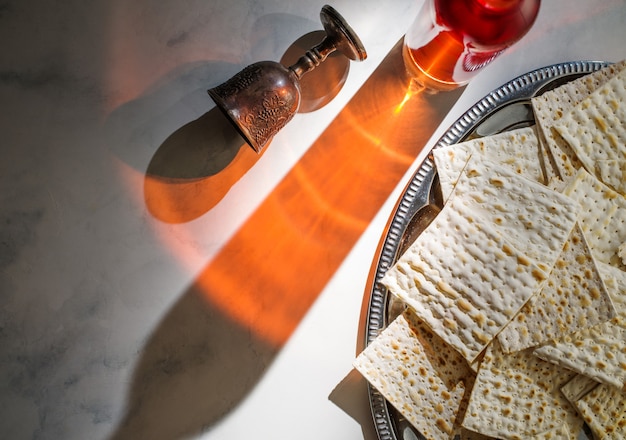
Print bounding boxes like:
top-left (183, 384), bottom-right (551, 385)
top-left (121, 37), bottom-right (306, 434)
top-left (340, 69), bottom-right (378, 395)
top-left (361, 60), bottom-right (610, 440)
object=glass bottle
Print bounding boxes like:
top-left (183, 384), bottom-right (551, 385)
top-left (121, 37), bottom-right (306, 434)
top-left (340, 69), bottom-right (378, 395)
top-left (403, 0), bottom-right (541, 91)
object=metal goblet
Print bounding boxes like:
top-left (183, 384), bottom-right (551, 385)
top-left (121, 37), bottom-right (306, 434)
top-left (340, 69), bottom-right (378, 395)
top-left (208, 5), bottom-right (367, 153)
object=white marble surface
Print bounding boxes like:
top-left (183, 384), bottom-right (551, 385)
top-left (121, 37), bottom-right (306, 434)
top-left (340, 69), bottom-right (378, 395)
top-left (1, 1), bottom-right (626, 439)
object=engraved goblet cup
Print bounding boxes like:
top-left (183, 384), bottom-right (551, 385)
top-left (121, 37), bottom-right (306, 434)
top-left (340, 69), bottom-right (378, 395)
top-left (208, 5), bottom-right (367, 153)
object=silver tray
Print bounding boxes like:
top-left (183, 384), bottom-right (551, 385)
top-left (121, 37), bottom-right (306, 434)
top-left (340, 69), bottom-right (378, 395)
top-left (361, 60), bottom-right (610, 440)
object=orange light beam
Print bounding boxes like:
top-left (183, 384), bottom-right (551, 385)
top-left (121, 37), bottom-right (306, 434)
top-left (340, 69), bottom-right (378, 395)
top-left (188, 39), bottom-right (463, 347)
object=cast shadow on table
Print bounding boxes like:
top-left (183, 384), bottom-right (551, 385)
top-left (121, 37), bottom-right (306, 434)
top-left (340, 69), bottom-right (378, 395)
top-left (107, 31), bottom-right (354, 440)
top-left (142, 30), bottom-right (349, 224)
top-left (105, 29), bottom-right (349, 224)
top-left (103, 13), bottom-right (330, 224)
top-left (108, 287), bottom-right (278, 440)
top-left (102, 58), bottom-right (262, 223)
top-left (146, 109), bottom-right (245, 181)
top-left (330, 369), bottom-right (381, 440)
top-left (142, 108), bottom-right (261, 223)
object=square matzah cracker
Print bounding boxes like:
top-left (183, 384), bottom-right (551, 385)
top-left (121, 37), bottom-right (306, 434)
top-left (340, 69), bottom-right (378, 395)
top-left (450, 156), bottom-right (578, 265)
top-left (382, 197), bottom-right (549, 364)
top-left (382, 193), bottom-right (549, 363)
top-left (497, 223), bottom-right (615, 353)
top-left (461, 341), bottom-right (584, 439)
top-left (432, 127), bottom-right (544, 202)
top-left (384, 157), bottom-right (578, 363)
top-left (534, 262), bottom-right (626, 390)
top-left (554, 66), bottom-right (626, 193)
top-left (531, 60), bottom-right (626, 180)
top-left (564, 168), bottom-right (626, 270)
top-left (353, 309), bottom-right (473, 440)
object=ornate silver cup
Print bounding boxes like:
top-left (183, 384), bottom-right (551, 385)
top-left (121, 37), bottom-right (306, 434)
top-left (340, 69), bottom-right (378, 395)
top-left (208, 5), bottom-right (367, 153)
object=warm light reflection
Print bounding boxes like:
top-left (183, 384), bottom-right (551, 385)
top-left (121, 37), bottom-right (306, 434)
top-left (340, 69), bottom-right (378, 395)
top-left (394, 91), bottom-right (414, 115)
top-left (186, 41), bottom-right (462, 347)
top-left (114, 40), bottom-right (463, 348)
top-left (394, 80), bottom-right (427, 115)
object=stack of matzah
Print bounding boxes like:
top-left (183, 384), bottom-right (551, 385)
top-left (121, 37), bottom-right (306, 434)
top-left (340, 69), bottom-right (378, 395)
top-left (354, 61), bottom-right (626, 440)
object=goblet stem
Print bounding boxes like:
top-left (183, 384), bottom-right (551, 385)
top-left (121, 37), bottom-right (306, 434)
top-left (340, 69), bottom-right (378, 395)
top-left (289, 38), bottom-right (337, 79)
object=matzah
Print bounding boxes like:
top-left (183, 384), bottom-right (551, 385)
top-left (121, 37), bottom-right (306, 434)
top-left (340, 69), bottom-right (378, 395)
top-left (534, 124), bottom-right (561, 185)
top-left (533, 263), bottom-right (626, 390)
top-left (353, 308), bottom-right (473, 440)
top-left (432, 127), bottom-right (544, 202)
top-left (554, 66), bottom-right (626, 194)
top-left (461, 341), bottom-right (584, 439)
top-left (383, 195), bottom-right (545, 363)
top-left (531, 60), bottom-right (626, 181)
top-left (356, 63), bottom-right (626, 440)
top-left (447, 156), bottom-right (578, 265)
top-left (564, 377), bottom-right (626, 439)
top-left (599, 261), bottom-right (626, 314)
top-left (561, 373), bottom-right (600, 404)
top-left (564, 168), bottom-right (626, 271)
top-left (497, 223), bottom-right (615, 353)
top-left (383, 157), bottom-right (578, 363)
top-left (596, 159), bottom-right (626, 196)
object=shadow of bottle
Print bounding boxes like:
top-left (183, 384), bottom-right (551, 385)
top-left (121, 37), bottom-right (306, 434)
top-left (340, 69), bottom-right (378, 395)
top-left (108, 24), bottom-right (356, 440)
top-left (108, 287), bottom-right (278, 440)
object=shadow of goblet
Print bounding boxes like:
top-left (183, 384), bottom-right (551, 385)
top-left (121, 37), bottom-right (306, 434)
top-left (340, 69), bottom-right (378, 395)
top-left (143, 108), bottom-right (263, 223)
top-left (143, 31), bottom-right (352, 224)
top-left (146, 108), bottom-right (244, 181)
